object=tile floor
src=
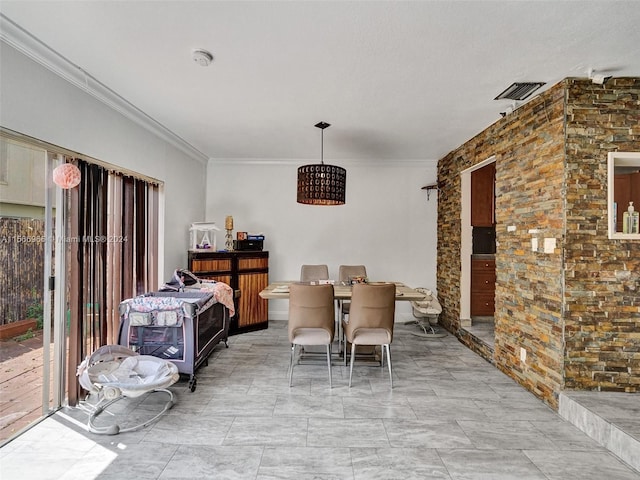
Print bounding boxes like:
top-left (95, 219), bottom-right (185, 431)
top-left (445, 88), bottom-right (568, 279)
top-left (559, 390), bottom-right (640, 472)
top-left (464, 319), bottom-right (495, 348)
top-left (1, 321), bottom-right (638, 480)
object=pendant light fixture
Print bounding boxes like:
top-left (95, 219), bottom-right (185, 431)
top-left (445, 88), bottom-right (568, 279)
top-left (297, 122), bottom-right (346, 205)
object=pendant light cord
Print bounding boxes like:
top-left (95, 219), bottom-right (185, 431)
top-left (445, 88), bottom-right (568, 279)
top-left (315, 121), bottom-right (330, 165)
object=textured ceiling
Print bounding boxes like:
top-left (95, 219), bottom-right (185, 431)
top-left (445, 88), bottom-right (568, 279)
top-left (1, 1), bottom-right (640, 163)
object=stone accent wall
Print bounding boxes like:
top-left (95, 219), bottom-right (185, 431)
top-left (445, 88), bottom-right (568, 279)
top-left (493, 85), bottom-right (566, 407)
top-left (437, 78), bottom-right (640, 409)
top-left (438, 82), bottom-right (566, 407)
top-left (436, 150), bottom-right (465, 332)
top-left (564, 78), bottom-right (640, 392)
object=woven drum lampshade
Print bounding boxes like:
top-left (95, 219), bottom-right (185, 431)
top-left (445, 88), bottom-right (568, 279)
top-left (297, 163), bottom-right (346, 205)
top-left (297, 122), bottom-right (346, 205)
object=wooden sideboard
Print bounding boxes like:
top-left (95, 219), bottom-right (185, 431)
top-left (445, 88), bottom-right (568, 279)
top-left (188, 250), bottom-right (269, 335)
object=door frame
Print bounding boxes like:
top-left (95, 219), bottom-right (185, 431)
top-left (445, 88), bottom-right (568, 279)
top-left (460, 156), bottom-right (495, 324)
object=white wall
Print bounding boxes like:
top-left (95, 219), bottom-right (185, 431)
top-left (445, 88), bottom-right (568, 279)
top-left (0, 40), bottom-right (439, 320)
top-left (0, 43), bottom-right (207, 281)
top-left (207, 159), bottom-right (438, 321)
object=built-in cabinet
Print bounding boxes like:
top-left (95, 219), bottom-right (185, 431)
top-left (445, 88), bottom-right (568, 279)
top-left (471, 162), bottom-right (496, 317)
top-left (471, 258), bottom-right (496, 316)
top-left (188, 250), bottom-right (269, 335)
top-left (471, 162), bottom-right (496, 227)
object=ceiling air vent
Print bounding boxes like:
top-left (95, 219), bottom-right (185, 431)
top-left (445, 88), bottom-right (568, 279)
top-left (494, 82), bottom-right (545, 101)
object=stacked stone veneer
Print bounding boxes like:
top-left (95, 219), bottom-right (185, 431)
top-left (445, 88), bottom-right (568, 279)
top-left (564, 78), bottom-right (640, 393)
top-left (437, 78), bottom-right (640, 409)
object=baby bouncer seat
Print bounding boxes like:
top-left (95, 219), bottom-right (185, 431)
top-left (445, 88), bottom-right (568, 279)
top-left (77, 345), bottom-right (180, 435)
top-left (407, 288), bottom-right (446, 338)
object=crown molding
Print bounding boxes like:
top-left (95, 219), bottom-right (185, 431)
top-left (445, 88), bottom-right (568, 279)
top-left (0, 14), bottom-right (209, 165)
top-left (209, 158), bottom-right (437, 167)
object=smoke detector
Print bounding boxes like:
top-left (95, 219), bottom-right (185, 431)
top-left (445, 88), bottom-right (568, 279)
top-left (192, 49), bottom-right (214, 67)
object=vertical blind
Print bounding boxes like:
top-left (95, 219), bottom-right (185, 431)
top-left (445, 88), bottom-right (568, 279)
top-left (67, 159), bottom-right (159, 405)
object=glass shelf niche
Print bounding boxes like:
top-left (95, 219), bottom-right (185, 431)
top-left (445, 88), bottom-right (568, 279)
top-left (608, 151), bottom-right (640, 239)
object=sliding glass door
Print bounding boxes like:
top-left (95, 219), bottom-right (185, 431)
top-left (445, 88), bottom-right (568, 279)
top-left (0, 135), bottom-right (67, 444)
top-left (1, 128), bottom-right (162, 437)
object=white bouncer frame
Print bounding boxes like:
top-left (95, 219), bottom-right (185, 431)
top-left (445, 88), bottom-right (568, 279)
top-left (77, 345), bottom-right (179, 435)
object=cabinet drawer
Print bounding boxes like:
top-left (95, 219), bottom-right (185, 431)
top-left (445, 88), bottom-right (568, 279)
top-left (197, 274), bottom-right (232, 284)
top-left (191, 258), bottom-right (232, 273)
top-left (238, 257), bottom-right (269, 271)
top-left (471, 270), bottom-right (496, 289)
top-left (471, 293), bottom-right (495, 316)
top-left (471, 259), bottom-right (495, 291)
top-left (471, 259), bottom-right (495, 272)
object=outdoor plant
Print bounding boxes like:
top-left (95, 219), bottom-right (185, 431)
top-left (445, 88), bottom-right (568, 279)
top-left (26, 288), bottom-right (44, 330)
top-left (14, 328), bottom-right (35, 342)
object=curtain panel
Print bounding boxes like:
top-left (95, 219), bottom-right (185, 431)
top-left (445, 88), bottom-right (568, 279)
top-left (67, 160), bottom-right (159, 405)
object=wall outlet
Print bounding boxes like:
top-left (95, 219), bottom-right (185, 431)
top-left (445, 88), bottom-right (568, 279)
top-left (520, 347), bottom-right (527, 363)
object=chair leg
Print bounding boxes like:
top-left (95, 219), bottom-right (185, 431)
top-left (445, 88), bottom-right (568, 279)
top-left (289, 344), bottom-right (296, 387)
top-left (348, 342), bottom-right (356, 387)
top-left (326, 344), bottom-right (332, 389)
top-left (337, 300), bottom-right (342, 352)
top-left (343, 332), bottom-right (348, 366)
top-left (384, 344), bottom-right (393, 388)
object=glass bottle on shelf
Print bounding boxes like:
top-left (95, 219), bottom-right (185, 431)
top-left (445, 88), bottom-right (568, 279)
top-left (622, 202), bottom-right (639, 234)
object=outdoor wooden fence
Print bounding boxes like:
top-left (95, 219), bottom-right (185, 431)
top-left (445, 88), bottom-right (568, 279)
top-left (0, 217), bottom-right (45, 325)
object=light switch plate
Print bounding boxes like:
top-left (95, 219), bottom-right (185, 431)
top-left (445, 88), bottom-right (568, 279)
top-left (544, 237), bottom-right (556, 253)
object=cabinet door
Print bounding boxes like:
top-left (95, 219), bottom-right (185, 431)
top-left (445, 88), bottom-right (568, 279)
top-left (471, 163), bottom-right (495, 227)
top-left (237, 272), bottom-right (269, 329)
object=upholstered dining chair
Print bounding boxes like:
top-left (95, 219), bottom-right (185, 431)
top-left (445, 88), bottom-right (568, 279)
top-left (300, 264), bottom-right (329, 282)
top-left (288, 283), bottom-right (335, 388)
top-left (337, 265), bottom-right (367, 350)
top-left (342, 282), bottom-right (396, 388)
top-left (338, 264), bottom-right (367, 285)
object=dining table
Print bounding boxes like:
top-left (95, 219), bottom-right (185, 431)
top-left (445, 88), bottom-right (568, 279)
top-left (258, 281), bottom-right (427, 301)
top-left (259, 280), bottom-right (428, 362)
